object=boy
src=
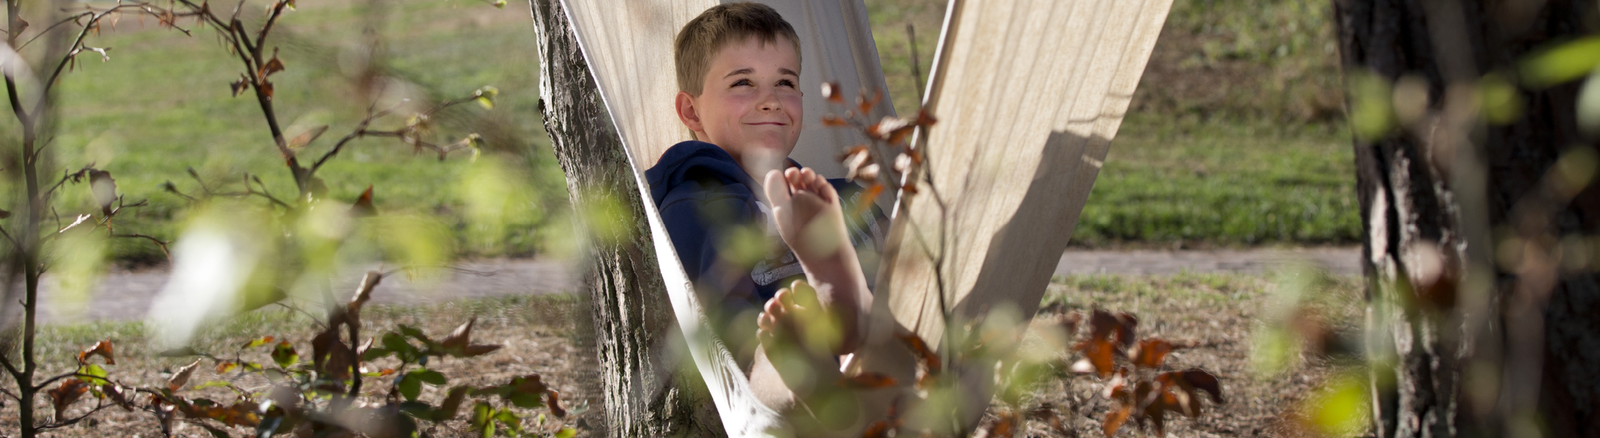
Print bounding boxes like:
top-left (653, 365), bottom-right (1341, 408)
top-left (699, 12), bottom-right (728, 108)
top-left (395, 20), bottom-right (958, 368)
top-left (644, 2), bottom-right (882, 415)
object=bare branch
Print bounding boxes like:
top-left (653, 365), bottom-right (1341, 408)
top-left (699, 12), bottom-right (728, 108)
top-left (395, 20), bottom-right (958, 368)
top-left (37, 400), bottom-right (113, 431)
top-left (112, 233), bottom-right (171, 261)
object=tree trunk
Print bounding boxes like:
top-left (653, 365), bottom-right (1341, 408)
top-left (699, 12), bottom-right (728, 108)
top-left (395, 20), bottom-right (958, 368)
top-left (1336, 1), bottom-right (1600, 437)
top-left (527, 1), bottom-right (722, 436)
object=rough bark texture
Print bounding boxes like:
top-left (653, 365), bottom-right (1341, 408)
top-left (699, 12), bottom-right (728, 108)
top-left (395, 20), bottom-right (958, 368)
top-left (1335, 1), bottom-right (1600, 437)
top-left (528, 1), bottom-right (722, 436)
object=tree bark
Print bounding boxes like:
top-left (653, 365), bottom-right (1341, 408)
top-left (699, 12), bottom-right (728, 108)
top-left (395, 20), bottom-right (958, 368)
top-left (528, 1), bottom-right (722, 436)
top-left (1336, 1), bottom-right (1600, 437)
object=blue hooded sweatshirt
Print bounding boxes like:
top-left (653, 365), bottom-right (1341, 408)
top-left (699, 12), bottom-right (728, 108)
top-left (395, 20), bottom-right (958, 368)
top-left (645, 141), bottom-right (884, 324)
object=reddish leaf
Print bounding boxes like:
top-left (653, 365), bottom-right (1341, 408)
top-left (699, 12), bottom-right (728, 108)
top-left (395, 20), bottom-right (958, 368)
top-left (512, 374), bottom-right (549, 395)
top-left (838, 373), bottom-right (898, 389)
top-left (50, 378), bottom-right (90, 418)
top-left (214, 361), bottom-right (238, 374)
top-left (856, 89), bottom-right (882, 115)
top-left (913, 109), bottom-right (938, 128)
top-left (822, 114), bottom-right (850, 126)
top-left (259, 51), bottom-right (285, 78)
top-left (230, 75), bottom-right (249, 97)
top-left (548, 390), bottom-right (567, 417)
top-left (866, 116), bottom-right (916, 145)
top-left (843, 145), bottom-right (873, 182)
top-left (1102, 403), bottom-right (1132, 437)
top-left (822, 82), bottom-right (844, 103)
top-left (260, 80), bottom-right (274, 99)
top-left (1131, 339), bottom-right (1174, 369)
top-left (986, 409), bottom-right (1017, 438)
top-left (462, 344), bottom-right (503, 357)
top-left (168, 358), bottom-right (202, 392)
top-left (1073, 337), bottom-right (1116, 378)
top-left (103, 383), bottom-right (134, 411)
top-left (1102, 368), bottom-right (1129, 400)
top-left (861, 420), bottom-right (892, 438)
top-left (286, 125), bottom-right (327, 151)
top-left (1175, 369), bottom-right (1224, 404)
top-left (437, 386), bottom-right (473, 420)
top-left (311, 327), bottom-right (353, 380)
top-left (441, 317), bottom-right (478, 351)
top-left (78, 340), bottom-right (116, 365)
top-left (351, 187), bottom-right (377, 218)
top-left (896, 331), bottom-right (941, 375)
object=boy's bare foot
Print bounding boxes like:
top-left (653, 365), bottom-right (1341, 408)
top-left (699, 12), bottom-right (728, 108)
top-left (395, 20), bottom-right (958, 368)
top-left (752, 281), bottom-right (863, 431)
top-left (762, 168), bottom-right (871, 354)
top-left (755, 281), bottom-right (845, 396)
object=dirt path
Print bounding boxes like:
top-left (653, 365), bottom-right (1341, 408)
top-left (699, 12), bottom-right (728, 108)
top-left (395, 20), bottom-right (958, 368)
top-left (35, 247), bottom-right (1358, 323)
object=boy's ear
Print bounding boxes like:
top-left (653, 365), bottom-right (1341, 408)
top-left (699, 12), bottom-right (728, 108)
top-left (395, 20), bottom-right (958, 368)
top-left (675, 91), bottom-right (704, 134)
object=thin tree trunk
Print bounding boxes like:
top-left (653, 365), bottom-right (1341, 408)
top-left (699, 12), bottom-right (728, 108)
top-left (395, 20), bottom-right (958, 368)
top-left (1336, 1), bottom-right (1600, 437)
top-left (527, 1), bottom-right (722, 436)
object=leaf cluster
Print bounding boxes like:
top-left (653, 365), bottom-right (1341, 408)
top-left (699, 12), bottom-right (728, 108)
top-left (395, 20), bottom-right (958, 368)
top-left (1064, 309), bottom-right (1224, 437)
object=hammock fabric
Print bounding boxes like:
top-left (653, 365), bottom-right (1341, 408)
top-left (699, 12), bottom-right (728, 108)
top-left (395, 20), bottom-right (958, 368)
top-left (557, 0), bottom-right (1171, 435)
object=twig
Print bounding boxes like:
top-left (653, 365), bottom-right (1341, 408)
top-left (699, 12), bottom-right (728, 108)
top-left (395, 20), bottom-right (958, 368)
top-left (37, 401), bottom-right (113, 431)
top-left (112, 233), bottom-right (171, 260)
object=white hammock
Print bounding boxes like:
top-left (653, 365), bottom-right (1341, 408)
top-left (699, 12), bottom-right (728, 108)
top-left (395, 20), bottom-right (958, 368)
top-left (557, 0), bottom-right (1171, 435)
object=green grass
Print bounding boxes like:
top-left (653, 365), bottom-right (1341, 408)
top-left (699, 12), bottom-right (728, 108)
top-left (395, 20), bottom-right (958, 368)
top-left (863, 0), bottom-right (1357, 248)
top-left (1071, 114), bottom-right (1360, 247)
top-left (3, 0), bottom-right (564, 263)
top-left (1, 0), bottom-right (1359, 265)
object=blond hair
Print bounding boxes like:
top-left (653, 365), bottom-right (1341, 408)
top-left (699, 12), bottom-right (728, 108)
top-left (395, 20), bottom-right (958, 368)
top-left (675, 3), bottom-right (802, 96)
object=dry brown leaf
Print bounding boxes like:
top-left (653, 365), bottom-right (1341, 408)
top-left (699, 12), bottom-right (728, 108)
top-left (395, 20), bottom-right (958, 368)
top-left (78, 340), bottom-right (116, 365)
top-left (50, 378), bottom-right (90, 418)
top-left (168, 358), bottom-right (202, 392)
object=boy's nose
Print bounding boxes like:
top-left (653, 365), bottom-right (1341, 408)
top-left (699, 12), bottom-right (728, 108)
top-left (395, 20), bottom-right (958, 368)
top-left (757, 90), bottom-right (782, 111)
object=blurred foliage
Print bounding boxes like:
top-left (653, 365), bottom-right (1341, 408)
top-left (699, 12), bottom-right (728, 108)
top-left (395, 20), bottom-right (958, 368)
top-left (7, 0), bottom-right (565, 264)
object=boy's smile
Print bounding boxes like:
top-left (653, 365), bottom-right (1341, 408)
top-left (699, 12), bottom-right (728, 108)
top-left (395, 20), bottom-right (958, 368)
top-left (676, 36), bottom-right (803, 175)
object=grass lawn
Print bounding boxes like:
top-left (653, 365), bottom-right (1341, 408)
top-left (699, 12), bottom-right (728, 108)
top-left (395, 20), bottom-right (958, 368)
top-left (865, 0), bottom-right (1358, 249)
top-left (3, 0), bottom-right (1358, 267)
top-left (3, 0), bottom-right (565, 263)
top-left (1, 271), bottom-right (1364, 437)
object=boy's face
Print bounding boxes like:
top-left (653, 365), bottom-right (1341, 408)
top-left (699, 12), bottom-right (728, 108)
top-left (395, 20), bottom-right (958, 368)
top-left (677, 36), bottom-right (803, 167)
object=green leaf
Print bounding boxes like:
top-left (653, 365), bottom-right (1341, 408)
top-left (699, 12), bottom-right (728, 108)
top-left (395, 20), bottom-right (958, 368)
top-left (412, 369), bottom-right (447, 385)
top-left (195, 380), bottom-right (232, 390)
top-left (361, 345), bottom-right (391, 362)
top-left (1521, 36), bottom-right (1600, 88)
top-left (493, 408), bottom-right (522, 434)
top-left (271, 341), bottom-right (299, 369)
top-left (79, 364), bottom-right (109, 385)
top-left (381, 332), bottom-right (416, 360)
top-left (242, 336), bottom-right (276, 349)
top-left (470, 402), bottom-right (493, 437)
top-left (554, 427), bottom-right (577, 438)
top-left (493, 0), bottom-right (505, 9)
top-left (1479, 73), bottom-right (1522, 124)
top-left (475, 96), bottom-right (494, 110)
top-left (508, 392), bottom-right (544, 409)
top-left (398, 373), bottom-right (422, 401)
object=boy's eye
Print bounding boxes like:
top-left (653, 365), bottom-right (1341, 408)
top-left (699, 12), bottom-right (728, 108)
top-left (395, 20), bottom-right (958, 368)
top-left (777, 79), bottom-right (797, 88)
top-left (732, 79), bottom-right (753, 87)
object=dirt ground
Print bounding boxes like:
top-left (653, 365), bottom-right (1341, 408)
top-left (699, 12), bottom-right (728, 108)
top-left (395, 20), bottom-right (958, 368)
top-left (5, 269), bottom-right (1364, 438)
